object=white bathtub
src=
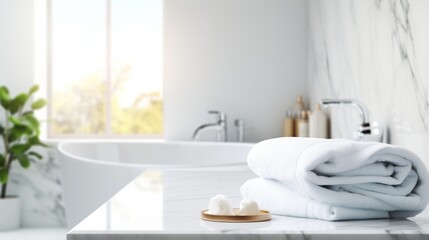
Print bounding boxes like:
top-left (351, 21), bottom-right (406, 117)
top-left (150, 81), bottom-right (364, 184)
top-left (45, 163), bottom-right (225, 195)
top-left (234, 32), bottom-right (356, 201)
top-left (57, 140), bottom-right (253, 229)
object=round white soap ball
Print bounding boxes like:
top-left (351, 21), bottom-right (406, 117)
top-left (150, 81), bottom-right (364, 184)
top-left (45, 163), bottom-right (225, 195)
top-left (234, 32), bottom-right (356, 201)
top-left (238, 199), bottom-right (260, 215)
top-left (208, 194), bottom-right (233, 215)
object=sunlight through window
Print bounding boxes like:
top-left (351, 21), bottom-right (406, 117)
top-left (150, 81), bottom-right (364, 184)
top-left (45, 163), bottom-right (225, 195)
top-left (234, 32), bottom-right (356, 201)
top-left (48, 0), bottom-right (163, 137)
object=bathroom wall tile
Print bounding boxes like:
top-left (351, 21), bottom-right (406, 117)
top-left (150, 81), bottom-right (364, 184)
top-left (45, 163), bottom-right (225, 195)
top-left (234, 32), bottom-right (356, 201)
top-left (308, 0), bottom-right (429, 163)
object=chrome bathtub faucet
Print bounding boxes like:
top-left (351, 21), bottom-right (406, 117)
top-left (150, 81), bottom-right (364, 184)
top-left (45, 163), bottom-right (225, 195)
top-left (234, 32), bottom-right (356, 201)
top-left (320, 99), bottom-right (384, 142)
top-left (193, 111), bottom-right (227, 142)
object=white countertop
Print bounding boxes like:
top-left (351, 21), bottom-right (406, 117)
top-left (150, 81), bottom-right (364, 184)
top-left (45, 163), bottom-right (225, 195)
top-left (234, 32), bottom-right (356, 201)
top-left (68, 169), bottom-right (429, 240)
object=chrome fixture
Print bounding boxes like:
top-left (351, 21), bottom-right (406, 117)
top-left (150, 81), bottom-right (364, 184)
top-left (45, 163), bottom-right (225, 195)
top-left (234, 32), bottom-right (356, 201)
top-left (320, 99), bottom-right (370, 125)
top-left (193, 111), bottom-right (227, 142)
top-left (234, 119), bottom-right (245, 142)
top-left (320, 99), bottom-right (384, 142)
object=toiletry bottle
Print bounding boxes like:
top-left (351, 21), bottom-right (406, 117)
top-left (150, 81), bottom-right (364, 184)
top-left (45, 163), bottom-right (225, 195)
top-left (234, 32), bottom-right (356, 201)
top-left (293, 95), bottom-right (305, 136)
top-left (309, 103), bottom-right (328, 138)
top-left (298, 110), bottom-right (309, 137)
top-left (283, 110), bottom-right (294, 137)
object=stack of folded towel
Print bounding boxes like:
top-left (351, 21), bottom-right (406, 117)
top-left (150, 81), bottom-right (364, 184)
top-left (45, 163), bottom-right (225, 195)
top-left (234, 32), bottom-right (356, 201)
top-left (240, 137), bottom-right (429, 221)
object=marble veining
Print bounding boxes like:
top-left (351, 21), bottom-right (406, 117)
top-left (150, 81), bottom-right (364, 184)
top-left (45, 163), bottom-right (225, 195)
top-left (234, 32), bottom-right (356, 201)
top-left (68, 169), bottom-right (429, 240)
top-left (308, 0), bottom-right (429, 162)
top-left (8, 148), bottom-right (66, 227)
top-left (388, 0), bottom-right (429, 132)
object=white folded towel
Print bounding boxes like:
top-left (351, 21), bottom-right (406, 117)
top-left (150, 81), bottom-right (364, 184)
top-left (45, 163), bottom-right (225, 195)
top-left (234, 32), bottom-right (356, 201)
top-left (241, 137), bottom-right (429, 220)
top-left (241, 178), bottom-right (390, 221)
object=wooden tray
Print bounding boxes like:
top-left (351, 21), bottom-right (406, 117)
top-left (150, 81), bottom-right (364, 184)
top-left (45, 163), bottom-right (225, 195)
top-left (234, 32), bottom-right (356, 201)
top-left (201, 208), bottom-right (271, 223)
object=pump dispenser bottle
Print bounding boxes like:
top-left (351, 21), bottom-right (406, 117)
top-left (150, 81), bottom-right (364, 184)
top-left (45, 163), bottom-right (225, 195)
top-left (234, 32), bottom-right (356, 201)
top-left (293, 95), bottom-right (305, 136)
top-left (298, 110), bottom-right (309, 137)
top-left (283, 110), bottom-right (294, 137)
top-left (309, 103), bottom-right (328, 138)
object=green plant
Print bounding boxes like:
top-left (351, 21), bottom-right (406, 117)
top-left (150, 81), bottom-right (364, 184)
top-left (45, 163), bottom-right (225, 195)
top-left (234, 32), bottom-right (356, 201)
top-left (0, 85), bottom-right (47, 199)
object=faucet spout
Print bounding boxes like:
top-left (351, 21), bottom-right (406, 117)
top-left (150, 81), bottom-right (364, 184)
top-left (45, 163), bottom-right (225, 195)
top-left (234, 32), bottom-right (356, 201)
top-left (320, 99), bottom-right (370, 125)
top-left (192, 111), bottom-right (227, 142)
top-left (192, 123), bottom-right (221, 140)
top-left (320, 98), bottom-right (384, 142)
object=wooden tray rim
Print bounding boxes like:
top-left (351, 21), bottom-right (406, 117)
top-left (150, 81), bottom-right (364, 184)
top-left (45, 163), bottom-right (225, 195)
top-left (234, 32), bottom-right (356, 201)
top-left (201, 209), bottom-right (271, 223)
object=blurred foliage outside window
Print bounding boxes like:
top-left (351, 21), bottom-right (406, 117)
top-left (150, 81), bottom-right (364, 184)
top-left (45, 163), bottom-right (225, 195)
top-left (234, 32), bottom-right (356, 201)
top-left (51, 65), bottom-right (163, 135)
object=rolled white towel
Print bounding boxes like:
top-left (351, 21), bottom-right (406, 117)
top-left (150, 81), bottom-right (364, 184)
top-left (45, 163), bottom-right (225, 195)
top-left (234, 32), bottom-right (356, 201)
top-left (244, 137), bottom-right (429, 219)
top-left (208, 194), bottom-right (233, 215)
top-left (238, 200), bottom-right (260, 215)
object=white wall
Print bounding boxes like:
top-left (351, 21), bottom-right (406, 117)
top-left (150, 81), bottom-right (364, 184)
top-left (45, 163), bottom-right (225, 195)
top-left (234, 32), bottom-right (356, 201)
top-left (164, 0), bottom-right (308, 142)
top-left (0, 0), bottom-right (34, 94)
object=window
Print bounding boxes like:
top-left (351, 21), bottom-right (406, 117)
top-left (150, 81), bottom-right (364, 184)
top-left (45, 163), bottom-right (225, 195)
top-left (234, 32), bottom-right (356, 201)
top-left (45, 0), bottom-right (163, 138)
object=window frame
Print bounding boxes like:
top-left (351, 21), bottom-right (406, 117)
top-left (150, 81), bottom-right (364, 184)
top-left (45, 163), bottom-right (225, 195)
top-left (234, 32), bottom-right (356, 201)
top-left (44, 0), bottom-right (164, 139)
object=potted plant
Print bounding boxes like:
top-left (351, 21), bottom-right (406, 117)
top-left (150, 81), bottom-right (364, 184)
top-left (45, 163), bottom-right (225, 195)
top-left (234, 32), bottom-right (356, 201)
top-left (0, 85), bottom-right (47, 230)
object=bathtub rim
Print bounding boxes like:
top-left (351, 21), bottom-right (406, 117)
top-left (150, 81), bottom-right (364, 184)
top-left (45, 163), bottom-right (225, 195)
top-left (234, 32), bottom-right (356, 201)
top-left (57, 140), bottom-right (254, 169)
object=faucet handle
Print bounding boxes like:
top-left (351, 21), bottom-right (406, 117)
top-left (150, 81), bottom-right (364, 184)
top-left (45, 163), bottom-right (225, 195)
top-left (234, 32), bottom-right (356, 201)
top-left (208, 110), bottom-right (226, 122)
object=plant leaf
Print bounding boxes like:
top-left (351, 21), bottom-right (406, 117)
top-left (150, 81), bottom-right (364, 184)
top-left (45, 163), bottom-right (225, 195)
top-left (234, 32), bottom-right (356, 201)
top-left (8, 128), bottom-right (29, 143)
top-left (0, 169), bottom-right (8, 184)
top-left (8, 131), bottom-right (19, 143)
top-left (17, 154), bottom-right (30, 169)
top-left (10, 143), bottom-right (31, 155)
top-left (29, 85), bottom-right (39, 95)
top-left (0, 86), bottom-right (10, 109)
top-left (0, 86), bottom-right (9, 94)
top-left (15, 93), bottom-right (28, 105)
top-left (8, 116), bottom-right (21, 125)
top-left (8, 101), bottom-right (20, 114)
top-left (12, 93), bottom-right (28, 108)
top-left (22, 110), bottom-right (34, 116)
top-left (11, 124), bottom-right (33, 137)
top-left (9, 115), bottom-right (39, 135)
top-left (0, 154), bottom-right (4, 166)
top-left (31, 99), bottom-right (46, 110)
top-left (28, 136), bottom-right (49, 148)
top-left (22, 114), bottom-right (40, 131)
top-left (28, 151), bottom-right (43, 160)
top-left (8, 93), bottom-right (28, 114)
